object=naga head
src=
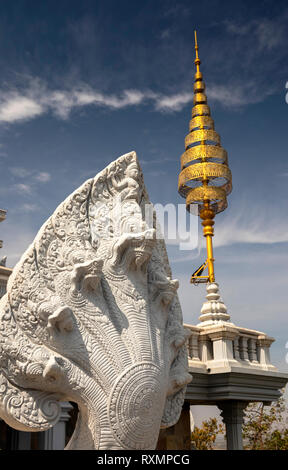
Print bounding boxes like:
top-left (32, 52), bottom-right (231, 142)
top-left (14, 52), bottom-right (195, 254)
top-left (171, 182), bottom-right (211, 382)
top-left (0, 151), bottom-right (191, 449)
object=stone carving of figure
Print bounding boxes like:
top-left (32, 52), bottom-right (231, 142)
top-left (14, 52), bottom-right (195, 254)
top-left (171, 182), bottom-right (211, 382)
top-left (0, 151), bottom-right (191, 450)
top-left (111, 160), bottom-right (141, 202)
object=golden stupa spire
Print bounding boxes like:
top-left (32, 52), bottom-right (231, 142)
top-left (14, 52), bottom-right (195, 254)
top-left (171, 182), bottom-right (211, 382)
top-left (194, 30), bottom-right (200, 73)
top-left (178, 31), bottom-right (232, 284)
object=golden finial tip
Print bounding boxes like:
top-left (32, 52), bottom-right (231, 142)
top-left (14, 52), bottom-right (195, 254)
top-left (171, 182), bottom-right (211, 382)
top-left (194, 30), bottom-right (200, 67)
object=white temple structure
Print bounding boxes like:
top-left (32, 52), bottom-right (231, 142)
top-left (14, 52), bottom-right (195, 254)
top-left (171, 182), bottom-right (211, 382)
top-left (184, 282), bottom-right (288, 450)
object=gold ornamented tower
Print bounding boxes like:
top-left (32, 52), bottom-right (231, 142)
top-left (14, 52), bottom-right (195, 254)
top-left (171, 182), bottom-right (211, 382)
top-left (178, 31), bottom-right (232, 284)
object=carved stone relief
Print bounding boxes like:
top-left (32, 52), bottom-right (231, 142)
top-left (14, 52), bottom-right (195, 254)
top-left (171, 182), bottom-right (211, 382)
top-left (0, 151), bottom-right (191, 449)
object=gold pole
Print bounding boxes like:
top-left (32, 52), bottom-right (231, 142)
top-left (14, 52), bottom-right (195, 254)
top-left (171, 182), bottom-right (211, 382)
top-left (194, 30), bottom-right (200, 73)
top-left (200, 200), bottom-right (215, 283)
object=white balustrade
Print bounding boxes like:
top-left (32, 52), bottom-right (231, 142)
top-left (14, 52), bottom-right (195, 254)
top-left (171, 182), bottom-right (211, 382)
top-left (185, 323), bottom-right (275, 372)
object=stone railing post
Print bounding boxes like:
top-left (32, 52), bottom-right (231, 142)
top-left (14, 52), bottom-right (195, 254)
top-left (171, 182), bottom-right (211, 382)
top-left (190, 332), bottom-right (200, 361)
top-left (186, 328), bottom-right (200, 361)
top-left (258, 336), bottom-right (274, 369)
top-left (198, 334), bottom-right (212, 363)
top-left (248, 338), bottom-right (258, 363)
top-left (233, 336), bottom-right (241, 361)
top-left (207, 328), bottom-right (238, 367)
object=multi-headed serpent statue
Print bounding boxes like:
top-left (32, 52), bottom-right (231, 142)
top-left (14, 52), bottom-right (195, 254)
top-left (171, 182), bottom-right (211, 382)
top-left (0, 151), bottom-right (191, 450)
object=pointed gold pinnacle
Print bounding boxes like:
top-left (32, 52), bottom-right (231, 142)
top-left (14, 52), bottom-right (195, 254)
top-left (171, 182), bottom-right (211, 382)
top-left (194, 30), bottom-right (200, 72)
top-left (178, 31), bottom-right (233, 284)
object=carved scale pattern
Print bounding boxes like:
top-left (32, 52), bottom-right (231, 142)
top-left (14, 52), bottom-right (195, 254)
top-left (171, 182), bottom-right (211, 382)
top-left (0, 151), bottom-right (191, 449)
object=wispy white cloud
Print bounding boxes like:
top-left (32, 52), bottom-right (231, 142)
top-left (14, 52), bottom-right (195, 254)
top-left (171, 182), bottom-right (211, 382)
top-left (0, 84), bottom-right (151, 123)
top-left (207, 83), bottom-right (274, 107)
top-left (9, 167), bottom-right (51, 183)
top-left (154, 92), bottom-right (193, 112)
top-left (9, 167), bottom-right (31, 178)
top-left (0, 73), bottom-right (274, 126)
top-left (139, 156), bottom-right (175, 165)
top-left (170, 203), bottom-right (288, 264)
top-left (21, 203), bottom-right (40, 212)
top-left (43, 88), bottom-right (148, 119)
top-left (0, 95), bottom-right (43, 123)
top-left (7, 168), bottom-right (52, 196)
top-left (214, 210), bottom-right (288, 247)
top-left (34, 172), bottom-right (51, 183)
top-left (13, 183), bottom-right (32, 194)
top-left (225, 16), bottom-right (287, 51)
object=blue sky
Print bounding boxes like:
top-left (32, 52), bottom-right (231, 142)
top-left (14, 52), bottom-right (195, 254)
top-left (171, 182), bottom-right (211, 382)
top-left (0, 0), bottom-right (288, 382)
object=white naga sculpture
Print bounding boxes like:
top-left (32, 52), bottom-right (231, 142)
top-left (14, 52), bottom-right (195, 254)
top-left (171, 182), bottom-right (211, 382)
top-left (0, 151), bottom-right (191, 450)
